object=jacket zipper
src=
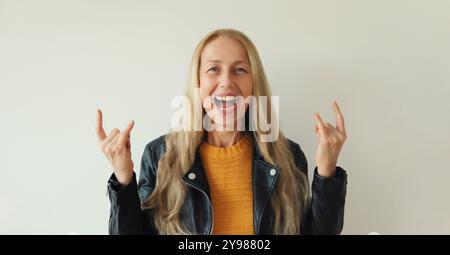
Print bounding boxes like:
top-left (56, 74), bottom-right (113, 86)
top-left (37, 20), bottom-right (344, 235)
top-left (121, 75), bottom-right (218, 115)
top-left (182, 178), bottom-right (214, 235)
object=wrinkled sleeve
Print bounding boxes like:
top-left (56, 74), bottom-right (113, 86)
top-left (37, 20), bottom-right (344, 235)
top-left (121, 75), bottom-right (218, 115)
top-left (291, 142), bottom-right (348, 235)
top-left (107, 142), bottom-right (159, 235)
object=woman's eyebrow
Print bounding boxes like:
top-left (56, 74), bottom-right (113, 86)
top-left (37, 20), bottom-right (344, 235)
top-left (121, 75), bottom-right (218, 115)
top-left (205, 59), bottom-right (249, 65)
top-left (233, 60), bottom-right (249, 65)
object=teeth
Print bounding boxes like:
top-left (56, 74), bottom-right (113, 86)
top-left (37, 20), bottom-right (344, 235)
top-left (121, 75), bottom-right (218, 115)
top-left (214, 96), bottom-right (237, 101)
top-left (213, 95), bottom-right (238, 109)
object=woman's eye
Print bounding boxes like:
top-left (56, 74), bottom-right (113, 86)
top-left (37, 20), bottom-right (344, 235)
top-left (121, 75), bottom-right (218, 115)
top-left (235, 67), bottom-right (247, 73)
top-left (207, 67), bottom-right (218, 72)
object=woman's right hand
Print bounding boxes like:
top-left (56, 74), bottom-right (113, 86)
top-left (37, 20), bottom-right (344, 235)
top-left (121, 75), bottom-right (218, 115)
top-left (96, 109), bottom-right (135, 186)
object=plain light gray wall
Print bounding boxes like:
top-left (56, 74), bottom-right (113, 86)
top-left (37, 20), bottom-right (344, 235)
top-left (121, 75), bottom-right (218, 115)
top-left (1, 0), bottom-right (449, 234)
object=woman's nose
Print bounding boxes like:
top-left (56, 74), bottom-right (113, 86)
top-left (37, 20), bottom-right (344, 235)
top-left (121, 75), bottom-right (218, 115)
top-left (218, 79), bottom-right (234, 88)
top-left (218, 74), bottom-right (235, 88)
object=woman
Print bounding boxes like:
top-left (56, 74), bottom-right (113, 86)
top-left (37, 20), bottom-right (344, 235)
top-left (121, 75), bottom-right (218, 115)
top-left (96, 29), bottom-right (348, 235)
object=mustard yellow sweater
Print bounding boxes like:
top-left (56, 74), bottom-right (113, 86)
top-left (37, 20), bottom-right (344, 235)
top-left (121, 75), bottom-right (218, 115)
top-left (200, 134), bottom-right (254, 235)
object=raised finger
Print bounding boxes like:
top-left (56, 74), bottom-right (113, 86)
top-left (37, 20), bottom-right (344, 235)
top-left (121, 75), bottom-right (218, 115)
top-left (333, 101), bottom-right (346, 135)
top-left (118, 120), bottom-right (134, 148)
top-left (96, 109), bottom-right (107, 141)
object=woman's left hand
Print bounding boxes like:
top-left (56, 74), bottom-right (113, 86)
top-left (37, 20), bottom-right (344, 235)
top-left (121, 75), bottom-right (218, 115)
top-left (314, 100), bottom-right (347, 178)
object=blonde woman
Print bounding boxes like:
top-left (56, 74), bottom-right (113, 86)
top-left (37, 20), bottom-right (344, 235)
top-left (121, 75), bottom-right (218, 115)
top-left (96, 29), bottom-right (348, 235)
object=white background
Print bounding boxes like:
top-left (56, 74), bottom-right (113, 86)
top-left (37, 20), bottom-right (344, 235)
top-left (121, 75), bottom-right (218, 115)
top-left (1, 0), bottom-right (449, 234)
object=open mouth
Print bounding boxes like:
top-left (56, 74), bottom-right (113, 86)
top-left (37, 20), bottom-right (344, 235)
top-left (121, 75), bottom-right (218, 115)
top-left (213, 95), bottom-right (239, 111)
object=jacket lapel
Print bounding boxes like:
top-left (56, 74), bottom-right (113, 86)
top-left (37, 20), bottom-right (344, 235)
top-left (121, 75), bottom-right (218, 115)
top-left (182, 151), bottom-right (211, 199)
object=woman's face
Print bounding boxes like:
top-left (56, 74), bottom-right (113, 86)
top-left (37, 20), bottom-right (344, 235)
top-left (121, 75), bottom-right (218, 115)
top-left (199, 36), bottom-right (253, 129)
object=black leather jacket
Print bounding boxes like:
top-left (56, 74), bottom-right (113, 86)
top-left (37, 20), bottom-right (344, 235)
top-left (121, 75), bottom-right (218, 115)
top-left (107, 133), bottom-right (348, 235)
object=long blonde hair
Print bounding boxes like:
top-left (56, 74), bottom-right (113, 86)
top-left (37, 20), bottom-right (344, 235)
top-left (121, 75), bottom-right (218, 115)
top-left (143, 28), bottom-right (310, 234)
